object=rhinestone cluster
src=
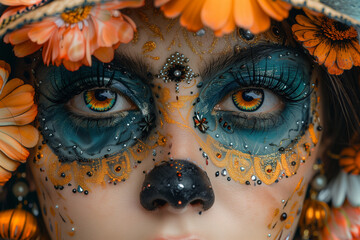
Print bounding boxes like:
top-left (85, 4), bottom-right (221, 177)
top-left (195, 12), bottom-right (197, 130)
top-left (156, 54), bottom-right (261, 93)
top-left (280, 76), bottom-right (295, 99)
top-left (156, 52), bottom-right (199, 92)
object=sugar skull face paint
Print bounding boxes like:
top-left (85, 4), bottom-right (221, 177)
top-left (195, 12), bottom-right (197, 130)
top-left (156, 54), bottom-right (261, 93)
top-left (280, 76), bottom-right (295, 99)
top-left (27, 6), bottom-right (323, 240)
top-left (193, 46), bottom-right (321, 185)
top-left (38, 60), bottom-right (156, 161)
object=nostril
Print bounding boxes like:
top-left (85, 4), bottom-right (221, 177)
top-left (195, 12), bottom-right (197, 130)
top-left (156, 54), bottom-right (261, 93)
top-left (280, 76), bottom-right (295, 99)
top-left (140, 160), bottom-right (215, 211)
top-left (190, 199), bottom-right (203, 206)
top-left (152, 199), bottom-right (167, 209)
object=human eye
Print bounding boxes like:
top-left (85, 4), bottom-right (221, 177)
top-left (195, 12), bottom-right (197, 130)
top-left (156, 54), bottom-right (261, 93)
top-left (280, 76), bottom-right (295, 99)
top-left (37, 60), bottom-right (155, 161)
top-left (195, 48), bottom-right (313, 154)
top-left (67, 88), bottom-right (137, 117)
top-left (213, 88), bottom-right (285, 131)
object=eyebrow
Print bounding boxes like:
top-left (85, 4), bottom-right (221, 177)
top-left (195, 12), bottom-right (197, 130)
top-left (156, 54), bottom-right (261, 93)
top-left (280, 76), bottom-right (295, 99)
top-left (200, 44), bottom-right (304, 83)
top-left (111, 52), bottom-right (152, 84)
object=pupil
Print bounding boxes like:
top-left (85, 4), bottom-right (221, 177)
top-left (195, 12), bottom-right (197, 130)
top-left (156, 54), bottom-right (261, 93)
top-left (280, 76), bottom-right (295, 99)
top-left (242, 90), bottom-right (261, 102)
top-left (95, 89), bottom-right (115, 101)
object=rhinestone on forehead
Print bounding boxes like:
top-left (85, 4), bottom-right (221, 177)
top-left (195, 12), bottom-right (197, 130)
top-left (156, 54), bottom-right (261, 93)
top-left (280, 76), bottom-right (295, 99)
top-left (156, 52), bottom-right (199, 92)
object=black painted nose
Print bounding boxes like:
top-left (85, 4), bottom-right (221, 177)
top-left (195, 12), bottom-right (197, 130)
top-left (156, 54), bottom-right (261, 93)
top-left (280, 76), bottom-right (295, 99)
top-left (140, 160), bottom-right (215, 211)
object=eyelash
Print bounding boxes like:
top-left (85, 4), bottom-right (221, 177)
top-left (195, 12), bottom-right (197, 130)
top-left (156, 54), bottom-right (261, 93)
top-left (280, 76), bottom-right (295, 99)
top-left (41, 65), bottom-right (138, 129)
top-left (229, 63), bottom-right (311, 103)
top-left (42, 64), bottom-right (117, 104)
top-left (214, 63), bottom-right (311, 132)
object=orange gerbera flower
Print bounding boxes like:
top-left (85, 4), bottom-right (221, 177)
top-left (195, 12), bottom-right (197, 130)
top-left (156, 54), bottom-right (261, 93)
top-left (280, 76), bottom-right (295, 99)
top-left (3, 1), bottom-right (144, 71)
top-left (154, 0), bottom-right (291, 36)
top-left (339, 144), bottom-right (360, 175)
top-left (0, 61), bottom-right (39, 185)
top-left (292, 9), bottom-right (360, 75)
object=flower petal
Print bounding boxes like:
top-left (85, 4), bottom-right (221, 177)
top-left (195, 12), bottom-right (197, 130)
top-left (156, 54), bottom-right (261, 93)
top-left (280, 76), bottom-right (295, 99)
top-left (295, 15), bottom-right (317, 28)
top-left (324, 46), bottom-right (337, 68)
top-left (336, 44), bottom-right (353, 70)
top-left (0, 61), bottom-right (10, 92)
top-left (161, 0), bottom-right (191, 18)
top-left (62, 60), bottom-right (84, 72)
top-left (0, 131), bottom-right (29, 162)
top-left (201, 0), bottom-right (232, 30)
top-left (0, 125), bottom-right (38, 149)
top-left (93, 47), bottom-right (115, 63)
top-left (313, 39), bottom-right (331, 64)
top-left (302, 38), bottom-right (321, 48)
top-left (349, 40), bottom-right (360, 67)
top-left (67, 27), bottom-right (86, 62)
top-left (214, 9), bottom-right (236, 36)
top-left (247, 1), bottom-right (271, 34)
top-left (0, 79), bottom-right (37, 126)
top-left (28, 20), bottom-right (57, 45)
top-left (257, 0), bottom-right (290, 21)
top-left (292, 29), bottom-right (314, 42)
top-left (0, 0), bottom-right (41, 6)
top-left (331, 171), bottom-right (347, 207)
top-left (5, 27), bottom-right (31, 45)
top-left (0, 151), bottom-right (19, 172)
top-left (327, 63), bottom-right (344, 75)
top-left (13, 41), bottom-right (41, 58)
top-left (0, 78), bottom-right (24, 100)
top-left (347, 174), bottom-right (360, 206)
top-left (180, 0), bottom-right (205, 32)
top-left (234, 0), bottom-right (253, 29)
top-left (117, 21), bottom-right (134, 43)
top-left (0, 166), bottom-right (12, 186)
top-left (0, 105), bottom-right (37, 126)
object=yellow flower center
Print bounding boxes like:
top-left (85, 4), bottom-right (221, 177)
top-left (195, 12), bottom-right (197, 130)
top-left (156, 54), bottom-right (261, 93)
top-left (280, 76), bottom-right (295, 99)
top-left (61, 6), bottom-right (93, 24)
top-left (321, 18), bottom-right (358, 41)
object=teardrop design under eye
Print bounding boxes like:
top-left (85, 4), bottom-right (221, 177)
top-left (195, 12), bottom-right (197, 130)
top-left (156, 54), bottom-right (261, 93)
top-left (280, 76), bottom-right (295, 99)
top-left (84, 89), bottom-right (117, 112)
top-left (232, 89), bottom-right (264, 112)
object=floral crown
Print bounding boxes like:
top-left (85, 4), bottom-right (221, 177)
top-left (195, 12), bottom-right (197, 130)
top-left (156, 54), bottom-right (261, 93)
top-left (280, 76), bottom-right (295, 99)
top-left (0, 0), bottom-right (359, 75)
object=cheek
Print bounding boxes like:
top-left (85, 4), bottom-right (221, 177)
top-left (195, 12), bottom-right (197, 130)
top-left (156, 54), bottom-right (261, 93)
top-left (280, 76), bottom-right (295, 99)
top-left (212, 159), bottom-right (313, 239)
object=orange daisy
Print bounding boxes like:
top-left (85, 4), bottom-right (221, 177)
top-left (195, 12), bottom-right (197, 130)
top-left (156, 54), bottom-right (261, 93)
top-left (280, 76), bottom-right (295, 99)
top-left (154, 0), bottom-right (291, 36)
top-left (339, 144), bottom-right (360, 175)
top-left (0, 61), bottom-right (39, 185)
top-left (3, 1), bottom-right (144, 71)
top-left (292, 9), bottom-right (360, 75)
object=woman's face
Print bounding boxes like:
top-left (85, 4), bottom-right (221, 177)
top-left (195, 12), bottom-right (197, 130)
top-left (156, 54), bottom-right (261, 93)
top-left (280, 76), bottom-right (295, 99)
top-left (28, 6), bottom-right (323, 240)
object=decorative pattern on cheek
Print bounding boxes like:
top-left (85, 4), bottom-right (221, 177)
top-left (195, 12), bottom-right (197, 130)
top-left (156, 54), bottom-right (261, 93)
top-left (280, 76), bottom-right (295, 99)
top-left (35, 142), bottom-right (131, 194)
top-left (156, 52), bottom-right (199, 93)
top-left (266, 178), bottom-right (306, 239)
top-left (33, 132), bottom-right (168, 194)
top-left (199, 128), bottom-right (319, 185)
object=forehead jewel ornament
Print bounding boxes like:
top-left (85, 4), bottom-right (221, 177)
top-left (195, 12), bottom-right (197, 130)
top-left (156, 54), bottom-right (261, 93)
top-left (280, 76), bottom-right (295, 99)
top-left (156, 52), bottom-right (199, 93)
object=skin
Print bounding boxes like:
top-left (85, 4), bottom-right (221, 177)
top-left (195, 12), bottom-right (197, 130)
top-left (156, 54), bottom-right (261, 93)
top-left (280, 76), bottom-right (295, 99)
top-left (27, 6), bottom-right (324, 240)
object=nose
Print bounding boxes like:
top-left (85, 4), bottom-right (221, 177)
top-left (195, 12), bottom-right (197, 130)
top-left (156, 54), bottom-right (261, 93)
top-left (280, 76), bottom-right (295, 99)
top-left (140, 160), bottom-right (215, 211)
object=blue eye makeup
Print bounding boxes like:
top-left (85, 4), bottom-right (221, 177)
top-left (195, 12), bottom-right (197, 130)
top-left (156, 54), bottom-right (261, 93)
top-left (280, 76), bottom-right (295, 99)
top-left (37, 60), bottom-right (155, 161)
top-left (196, 46), bottom-right (313, 155)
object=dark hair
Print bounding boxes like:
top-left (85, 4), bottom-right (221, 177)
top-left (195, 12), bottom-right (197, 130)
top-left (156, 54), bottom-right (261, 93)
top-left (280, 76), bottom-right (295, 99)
top-left (321, 66), bottom-right (360, 179)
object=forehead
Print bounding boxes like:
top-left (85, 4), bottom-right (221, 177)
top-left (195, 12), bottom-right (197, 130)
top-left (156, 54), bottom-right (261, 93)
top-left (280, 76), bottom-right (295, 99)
top-left (117, 6), bottom-right (297, 72)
